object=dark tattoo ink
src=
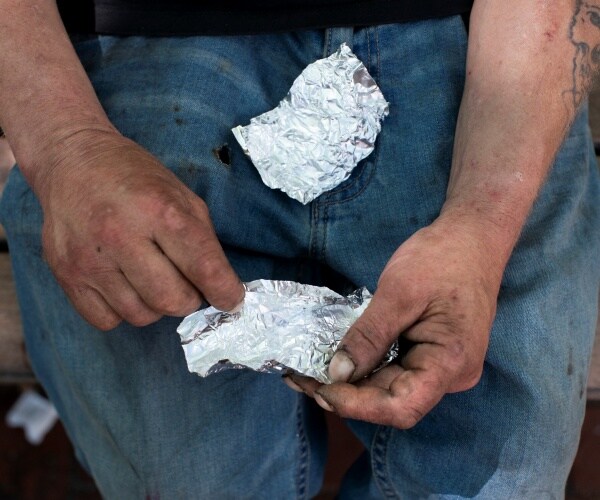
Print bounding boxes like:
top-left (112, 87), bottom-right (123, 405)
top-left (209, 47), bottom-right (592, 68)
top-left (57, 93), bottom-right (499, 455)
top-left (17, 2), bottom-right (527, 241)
top-left (566, 1), bottom-right (600, 110)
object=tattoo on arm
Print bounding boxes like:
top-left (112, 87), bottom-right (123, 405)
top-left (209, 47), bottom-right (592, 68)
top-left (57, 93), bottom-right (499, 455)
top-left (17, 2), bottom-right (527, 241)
top-left (566, 0), bottom-right (600, 111)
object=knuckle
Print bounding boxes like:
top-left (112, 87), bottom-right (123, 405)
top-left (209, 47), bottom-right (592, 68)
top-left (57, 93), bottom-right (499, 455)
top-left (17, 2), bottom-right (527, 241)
top-left (42, 240), bottom-right (74, 277)
top-left (394, 406), bottom-right (423, 429)
top-left (128, 311), bottom-right (162, 328)
top-left (179, 290), bottom-right (203, 315)
top-left (446, 337), bottom-right (467, 359)
top-left (150, 295), bottom-right (183, 316)
top-left (62, 254), bottom-right (96, 279)
top-left (193, 197), bottom-right (210, 219)
top-left (453, 366), bottom-right (483, 392)
top-left (43, 237), bottom-right (106, 283)
top-left (93, 313), bottom-right (121, 331)
top-left (160, 202), bottom-right (190, 233)
top-left (116, 297), bottom-right (158, 325)
top-left (66, 287), bottom-right (120, 330)
top-left (52, 266), bottom-right (76, 290)
top-left (442, 338), bottom-right (484, 389)
top-left (155, 196), bottom-right (210, 236)
top-left (148, 285), bottom-right (201, 316)
top-left (435, 334), bottom-right (470, 372)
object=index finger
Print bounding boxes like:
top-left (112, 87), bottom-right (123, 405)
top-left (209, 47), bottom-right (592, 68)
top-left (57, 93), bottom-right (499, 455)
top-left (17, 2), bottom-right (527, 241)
top-left (154, 205), bottom-right (244, 312)
top-left (316, 363), bottom-right (447, 429)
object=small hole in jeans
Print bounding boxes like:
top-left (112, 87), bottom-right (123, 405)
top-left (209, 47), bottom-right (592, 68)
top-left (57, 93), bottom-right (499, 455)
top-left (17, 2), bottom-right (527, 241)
top-left (213, 145), bottom-right (231, 166)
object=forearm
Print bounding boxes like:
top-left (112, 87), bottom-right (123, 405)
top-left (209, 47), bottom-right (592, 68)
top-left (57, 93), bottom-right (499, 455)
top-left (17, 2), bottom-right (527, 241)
top-left (440, 0), bottom-right (595, 273)
top-left (0, 0), bottom-right (115, 193)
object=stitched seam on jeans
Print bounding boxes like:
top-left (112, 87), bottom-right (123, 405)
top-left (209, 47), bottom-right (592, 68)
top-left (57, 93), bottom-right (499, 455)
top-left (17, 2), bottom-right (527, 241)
top-left (295, 396), bottom-right (309, 499)
top-left (371, 426), bottom-right (401, 499)
top-left (319, 32), bottom-right (382, 204)
top-left (320, 144), bottom-right (380, 206)
top-left (367, 27), bottom-right (372, 76)
top-left (324, 28), bottom-right (332, 59)
top-left (309, 201), bottom-right (320, 259)
top-left (320, 203), bottom-right (329, 263)
top-left (504, 435), bottom-right (531, 500)
top-left (345, 27), bottom-right (355, 50)
top-left (376, 26), bottom-right (382, 88)
top-left (321, 152), bottom-right (372, 199)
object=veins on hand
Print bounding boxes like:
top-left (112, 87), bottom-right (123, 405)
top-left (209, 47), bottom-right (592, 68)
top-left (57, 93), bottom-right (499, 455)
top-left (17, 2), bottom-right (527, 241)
top-left (566, 1), bottom-right (600, 110)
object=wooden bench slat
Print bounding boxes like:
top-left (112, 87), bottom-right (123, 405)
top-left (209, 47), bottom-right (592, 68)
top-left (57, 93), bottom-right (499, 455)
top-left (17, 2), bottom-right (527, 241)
top-left (0, 252), bottom-right (34, 383)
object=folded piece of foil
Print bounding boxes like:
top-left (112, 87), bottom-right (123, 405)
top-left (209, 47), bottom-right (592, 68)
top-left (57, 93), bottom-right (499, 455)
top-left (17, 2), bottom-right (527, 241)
top-left (232, 43), bottom-right (389, 204)
top-left (177, 280), bottom-right (397, 384)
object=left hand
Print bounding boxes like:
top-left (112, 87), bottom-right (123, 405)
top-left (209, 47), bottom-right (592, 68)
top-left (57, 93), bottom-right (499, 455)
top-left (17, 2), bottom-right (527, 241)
top-left (285, 216), bottom-right (503, 428)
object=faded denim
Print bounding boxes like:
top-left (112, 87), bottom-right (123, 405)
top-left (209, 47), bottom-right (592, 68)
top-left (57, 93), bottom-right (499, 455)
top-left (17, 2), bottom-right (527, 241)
top-left (1, 19), bottom-right (599, 499)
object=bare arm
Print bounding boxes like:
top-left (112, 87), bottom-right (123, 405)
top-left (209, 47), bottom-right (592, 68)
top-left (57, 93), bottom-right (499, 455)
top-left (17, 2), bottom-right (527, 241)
top-left (0, 0), bottom-right (244, 330)
top-left (0, 0), bottom-right (114, 189)
top-left (441, 0), bottom-right (590, 272)
top-left (290, 0), bottom-right (598, 426)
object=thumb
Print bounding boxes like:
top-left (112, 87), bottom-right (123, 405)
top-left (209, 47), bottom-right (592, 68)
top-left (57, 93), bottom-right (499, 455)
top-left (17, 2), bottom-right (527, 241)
top-left (329, 293), bottom-right (419, 383)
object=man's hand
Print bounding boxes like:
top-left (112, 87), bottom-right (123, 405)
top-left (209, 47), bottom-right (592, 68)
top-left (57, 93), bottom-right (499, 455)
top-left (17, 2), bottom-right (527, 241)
top-left (286, 217), bottom-right (501, 428)
top-left (284, 0), bottom-right (593, 427)
top-left (35, 130), bottom-right (244, 330)
top-left (0, 2), bottom-right (243, 330)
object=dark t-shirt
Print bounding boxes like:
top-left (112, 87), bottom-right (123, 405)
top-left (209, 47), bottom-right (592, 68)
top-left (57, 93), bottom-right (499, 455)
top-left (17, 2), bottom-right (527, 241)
top-left (57, 0), bottom-right (474, 36)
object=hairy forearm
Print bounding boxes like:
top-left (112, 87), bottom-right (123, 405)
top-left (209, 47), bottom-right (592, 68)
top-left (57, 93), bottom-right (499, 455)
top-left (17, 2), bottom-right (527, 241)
top-left (440, 0), bottom-right (596, 273)
top-left (0, 0), bottom-right (114, 192)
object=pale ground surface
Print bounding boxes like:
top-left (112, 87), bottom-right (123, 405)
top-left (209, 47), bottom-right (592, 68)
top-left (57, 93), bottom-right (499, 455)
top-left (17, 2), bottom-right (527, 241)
top-left (0, 137), bottom-right (14, 241)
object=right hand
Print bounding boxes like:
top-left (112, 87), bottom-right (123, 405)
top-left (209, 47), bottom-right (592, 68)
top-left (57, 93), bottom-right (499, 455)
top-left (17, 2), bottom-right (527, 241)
top-left (33, 130), bottom-right (244, 330)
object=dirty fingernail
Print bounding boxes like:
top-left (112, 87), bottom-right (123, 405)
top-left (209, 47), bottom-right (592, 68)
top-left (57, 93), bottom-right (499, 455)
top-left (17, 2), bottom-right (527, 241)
top-left (283, 376), bottom-right (303, 393)
top-left (329, 350), bottom-right (355, 382)
top-left (314, 393), bottom-right (335, 412)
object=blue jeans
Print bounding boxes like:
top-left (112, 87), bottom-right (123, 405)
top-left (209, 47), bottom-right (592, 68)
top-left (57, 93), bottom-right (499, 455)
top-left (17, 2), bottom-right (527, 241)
top-left (1, 20), bottom-right (599, 499)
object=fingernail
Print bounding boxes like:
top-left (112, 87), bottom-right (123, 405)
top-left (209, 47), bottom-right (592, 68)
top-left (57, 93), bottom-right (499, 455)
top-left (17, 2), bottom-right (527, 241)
top-left (282, 376), bottom-right (303, 393)
top-left (228, 300), bottom-right (244, 314)
top-left (329, 350), bottom-right (355, 382)
top-left (314, 392), bottom-right (335, 412)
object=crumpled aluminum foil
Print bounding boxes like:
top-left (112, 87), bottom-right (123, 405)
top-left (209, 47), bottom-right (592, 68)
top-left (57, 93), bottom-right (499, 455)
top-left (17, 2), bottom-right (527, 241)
top-left (232, 43), bottom-right (389, 204)
top-left (177, 279), bottom-right (397, 384)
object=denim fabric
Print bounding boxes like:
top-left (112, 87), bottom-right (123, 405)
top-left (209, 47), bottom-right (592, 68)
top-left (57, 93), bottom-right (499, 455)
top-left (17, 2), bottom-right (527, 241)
top-left (1, 18), bottom-right (599, 499)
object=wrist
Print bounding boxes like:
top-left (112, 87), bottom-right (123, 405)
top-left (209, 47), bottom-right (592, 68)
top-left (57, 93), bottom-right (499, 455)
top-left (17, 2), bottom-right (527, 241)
top-left (440, 160), bottom-right (544, 273)
top-left (25, 124), bottom-right (122, 207)
top-left (433, 202), bottom-right (523, 281)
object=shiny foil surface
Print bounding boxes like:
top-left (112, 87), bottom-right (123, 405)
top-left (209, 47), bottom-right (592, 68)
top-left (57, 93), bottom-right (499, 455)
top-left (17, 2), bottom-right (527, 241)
top-left (232, 43), bottom-right (389, 204)
top-left (177, 280), bottom-right (396, 383)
